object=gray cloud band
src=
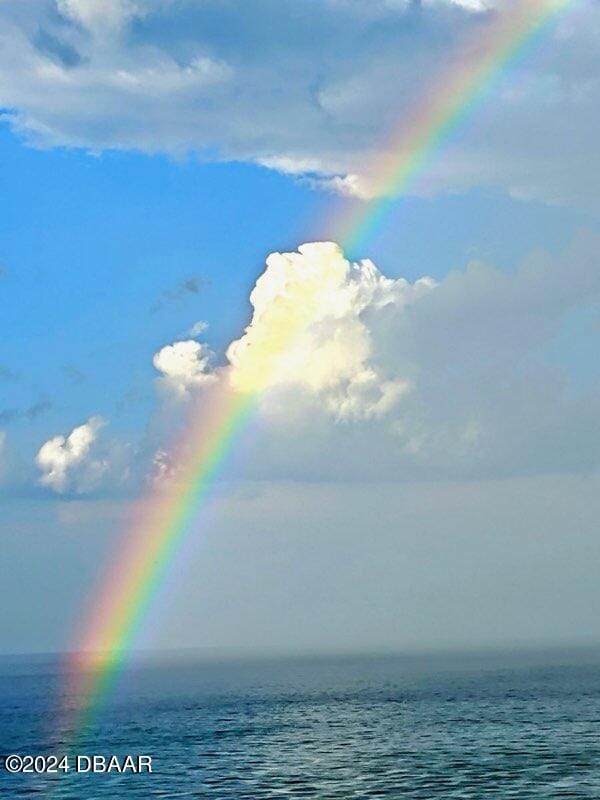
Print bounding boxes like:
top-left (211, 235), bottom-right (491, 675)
top-left (0, 0), bottom-right (597, 211)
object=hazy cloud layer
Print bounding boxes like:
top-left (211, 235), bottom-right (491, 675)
top-left (0, 1), bottom-right (598, 210)
top-left (153, 473), bottom-right (600, 654)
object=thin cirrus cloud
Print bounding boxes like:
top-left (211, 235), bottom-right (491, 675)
top-left (0, 0), bottom-right (598, 210)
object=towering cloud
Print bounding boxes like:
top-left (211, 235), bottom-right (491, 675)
top-left (226, 242), bottom-right (435, 420)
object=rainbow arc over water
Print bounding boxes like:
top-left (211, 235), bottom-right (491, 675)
top-left (65, 0), bottom-right (574, 730)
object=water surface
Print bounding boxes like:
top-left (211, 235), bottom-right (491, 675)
top-left (1, 650), bottom-right (599, 798)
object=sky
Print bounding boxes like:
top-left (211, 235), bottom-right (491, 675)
top-left (1, 0), bottom-right (599, 657)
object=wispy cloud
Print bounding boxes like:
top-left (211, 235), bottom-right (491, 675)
top-left (150, 276), bottom-right (207, 313)
top-left (26, 397), bottom-right (53, 420)
top-left (0, 398), bottom-right (52, 424)
top-left (188, 320), bottom-right (209, 338)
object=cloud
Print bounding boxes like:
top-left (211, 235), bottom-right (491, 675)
top-left (35, 415), bottom-right (107, 493)
top-left (0, 398), bottom-right (52, 425)
top-left (188, 320), bottom-right (209, 337)
top-left (430, 0), bottom-right (492, 9)
top-left (151, 276), bottom-right (207, 313)
top-left (155, 472), bottom-right (600, 654)
top-left (182, 279), bottom-right (201, 295)
top-left (153, 339), bottom-right (217, 397)
top-left (23, 235), bottom-right (594, 497)
top-left (0, 1), bottom-right (597, 210)
top-left (26, 397), bottom-right (53, 420)
top-left (226, 241), bottom-right (434, 419)
top-left (24, 234), bottom-right (599, 496)
top-left (56, 0), bottom-right (140, 33)
top-left (148, 235), bottom-right (597, 485)
top-left (148, 448), bottom-right (179, 488)
top-left (307, 173), bottom-right (373, 201)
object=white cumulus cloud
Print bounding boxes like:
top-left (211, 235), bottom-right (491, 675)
top-left (36, 416), bottom-right (107, 493)
top-left (224, 242), bottom-right (435, 420)
top-left (153, 339), bottom-right (217, 396)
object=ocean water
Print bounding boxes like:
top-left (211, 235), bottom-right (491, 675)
top-left (1, 650), bottom-right (599, 798)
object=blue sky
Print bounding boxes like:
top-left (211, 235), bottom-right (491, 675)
top-left (1, 0), bottom-right (599, 656)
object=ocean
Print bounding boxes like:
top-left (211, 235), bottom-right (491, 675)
top-left (1, 649), bottom-right (599, 798)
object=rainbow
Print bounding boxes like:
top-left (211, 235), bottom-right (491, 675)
top-left (64, 385), bottom-right (256, 729)
top-left (336, 0), bottom-right (572, 256)
top-left (64, 0), bottom-right (572, 730)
